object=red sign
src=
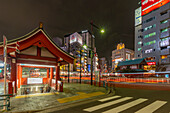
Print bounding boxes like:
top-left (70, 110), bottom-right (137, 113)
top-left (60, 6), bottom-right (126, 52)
top-left (147, 62), bottom-right (156, 65)
top-left (142, 0), bottom-right (170, 15)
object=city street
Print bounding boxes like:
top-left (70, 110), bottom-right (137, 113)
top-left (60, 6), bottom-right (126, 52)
top-left (40, 88), bottom-right (170, 113)
top-left (0, 1), bottom-right (170, 113)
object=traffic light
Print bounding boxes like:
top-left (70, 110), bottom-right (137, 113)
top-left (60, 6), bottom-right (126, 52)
top-left (15, 41), bottom-right (20, 53)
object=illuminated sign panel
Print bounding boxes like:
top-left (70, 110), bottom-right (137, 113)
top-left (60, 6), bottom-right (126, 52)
top-left (142, 0), bottom-right (170, 15)
top-left (135, 7), bottom-right (142, 26)
top-left (70, 32), bottom-right (83, 45)
top-left (145, 48), bottom-right (153, 53)
top-left (147, 62), bottom-right (156, 65)
top-left (160, 39), bottom-right (170, 47)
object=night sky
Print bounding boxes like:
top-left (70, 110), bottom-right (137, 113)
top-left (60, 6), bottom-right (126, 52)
top-left (0, 0), bottom-right (139, 62)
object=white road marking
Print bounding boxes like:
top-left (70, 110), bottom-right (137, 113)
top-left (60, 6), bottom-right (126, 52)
top-left (83, 97), bottom-right (132, 112)
top-left (102, 98), bottom-right (148, 113)
top-left (135, 100), bottom-right (167, 113)
top-left (98, 96), bottom-right (121, 102)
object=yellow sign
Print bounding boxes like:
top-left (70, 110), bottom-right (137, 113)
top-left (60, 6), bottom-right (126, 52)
top-left (117, 43), bottom-right (125, 50)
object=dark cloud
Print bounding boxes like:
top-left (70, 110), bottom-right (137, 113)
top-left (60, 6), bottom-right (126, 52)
top-left (0, 0), bottom-right (139, 60)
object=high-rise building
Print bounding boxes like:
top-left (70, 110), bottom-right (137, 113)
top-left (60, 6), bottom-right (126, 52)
top-left (135, 7), bottom-right (143, 59)
top-left (135, 0), bottom-right (170, 71)
top-left (112, 43), bottom-right (134, 69)
top-left (64, 30), bottom-right (95, 72)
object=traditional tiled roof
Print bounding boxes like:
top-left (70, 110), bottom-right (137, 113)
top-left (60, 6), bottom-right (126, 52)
top-left (118, 58), bottom-right (146, 66)
top-left (0, 26), bottom-right (75, 61)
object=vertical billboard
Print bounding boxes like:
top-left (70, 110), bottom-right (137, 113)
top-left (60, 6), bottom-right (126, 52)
top-left (142, 0), bottom-right (170, 15)
top-left (135, 7), bottom-right (142, 26)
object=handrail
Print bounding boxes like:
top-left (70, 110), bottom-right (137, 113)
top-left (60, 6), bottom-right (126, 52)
top-left (0, 94), bottom-right (12, 111)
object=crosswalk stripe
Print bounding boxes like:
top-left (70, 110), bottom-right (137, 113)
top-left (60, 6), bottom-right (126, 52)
top-left (98, 96), bottom-right (121, 102)
top-left (102, 98), bottom-right (148, 113)
top-left (135, 100), bottom-right (167, 113)
top-left (83, 97), bottom-right (132, 112)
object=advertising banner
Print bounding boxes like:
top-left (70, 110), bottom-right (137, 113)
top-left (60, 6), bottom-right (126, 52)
top-left (142, 0), bottom-right (170, 15)
top-left (135, 7), bottom-right (142, 26)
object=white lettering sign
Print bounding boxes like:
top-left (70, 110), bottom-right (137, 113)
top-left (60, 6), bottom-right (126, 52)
top-left (145, 49), bottom-right (153, 53)
top-left (27, 78), bottom-right (43, 84)
top-left (160, 39), bottom-right (169, 47)
top-left (142, 0), bottom-right (155, 5)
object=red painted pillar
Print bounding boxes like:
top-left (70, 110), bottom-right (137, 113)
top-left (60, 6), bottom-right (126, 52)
top-left (11, 58), bottom-right (17, 94)
top-left (8, 82), bottom-right (13, 97)
top-left (55, 63), bottom-right (60, 90)
top-left (18, 65), bottom-right (22, 89)
top-left (47, 68), bottom-right (50, 78)
top-left (50, 68), bottom-right (53, 86)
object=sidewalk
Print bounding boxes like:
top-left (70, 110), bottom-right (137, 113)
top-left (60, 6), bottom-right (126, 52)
top-left (5, 83), bottom-right (106, 113)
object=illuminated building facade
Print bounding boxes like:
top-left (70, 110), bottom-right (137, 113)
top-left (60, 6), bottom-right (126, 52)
top-left (135, 0), bottom-right (170, 71)
top-left (135, 7), bottom-right (143, 59)
top-left (112, 43), bottom-right (134, 69)
top-left (64, 30), bottom-right (95, 73)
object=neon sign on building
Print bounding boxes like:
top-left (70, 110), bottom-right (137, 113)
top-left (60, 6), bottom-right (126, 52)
top-left (142, 0), bottom-right (170, 15)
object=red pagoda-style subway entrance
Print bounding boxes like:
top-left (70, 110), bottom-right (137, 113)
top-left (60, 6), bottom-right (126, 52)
top-left (0, 24), bottom-right (74, 95)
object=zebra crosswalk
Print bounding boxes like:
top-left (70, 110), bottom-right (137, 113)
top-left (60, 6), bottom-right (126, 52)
top-left (83, 95), bottom-right (168, 113)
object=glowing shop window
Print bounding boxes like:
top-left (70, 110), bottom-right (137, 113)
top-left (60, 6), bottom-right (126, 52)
top-left (161, 55), bottom-right (167, 59)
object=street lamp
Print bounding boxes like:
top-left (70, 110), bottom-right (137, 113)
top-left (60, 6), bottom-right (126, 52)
top-left (90, 20), bottom-right (105, 85)
top-left (100, 29), bottom-right (105, 34)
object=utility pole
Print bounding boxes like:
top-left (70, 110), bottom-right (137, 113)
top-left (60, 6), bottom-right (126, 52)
top-left (80, 48), bottom-right (82, 84)
top-left (3, 35), bottom-right (7, 110)
top-left (68, 38), bottom-right (70, 83)
top-left (90, 20), bottom-right (105, 85)
top-left (90, 20), bottom-right (93, 85)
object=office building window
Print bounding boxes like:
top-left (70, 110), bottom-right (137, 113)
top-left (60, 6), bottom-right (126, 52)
top-left (161, 28), bottom-right (168, 33)
top-left (144, 24), bottom-right (156, 31)
top-left (144, 40), bottom-right (156, 46)
top-left (161, 37), bottom-right (169, 41)
top-left (161, 20), bottom-right (168, 24)
top-left (138, 48), bottom-right (142, 51)
top-left (143, 17), bottom-right (155, 24)
top-left (138, 41), bottom-right (142, 45)
top-left (160, 11), bottom-right (168, 16)
top-left (144, 32), bottom-right (156, 39)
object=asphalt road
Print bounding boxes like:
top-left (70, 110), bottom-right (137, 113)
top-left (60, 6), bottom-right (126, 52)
top-left (46, 88), bottom-right (170, 113)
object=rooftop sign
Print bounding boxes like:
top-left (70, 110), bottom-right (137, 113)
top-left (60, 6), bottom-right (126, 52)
top-left (142, 0), bottom-right (170, 15)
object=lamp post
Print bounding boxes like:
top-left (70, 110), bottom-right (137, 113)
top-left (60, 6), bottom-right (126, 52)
top-left (90, 20), bottom-right (105, 85)
top-left (80, 48), bottom-right (82, 84)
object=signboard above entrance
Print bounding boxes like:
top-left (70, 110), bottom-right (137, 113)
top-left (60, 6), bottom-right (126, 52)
top-left (27, 78), bottom-right (43, 84)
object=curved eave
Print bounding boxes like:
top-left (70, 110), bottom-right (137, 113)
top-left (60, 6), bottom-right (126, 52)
top-left (41, 29), bottom-right (75, 60)
top-left (0, 28), bottom-right (75, 61)
top-left (0, 27), bottom-right (39, 46)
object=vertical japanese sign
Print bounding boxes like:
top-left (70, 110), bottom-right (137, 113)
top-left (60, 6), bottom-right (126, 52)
top-left (135, 7), bottom-right (142, 26)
